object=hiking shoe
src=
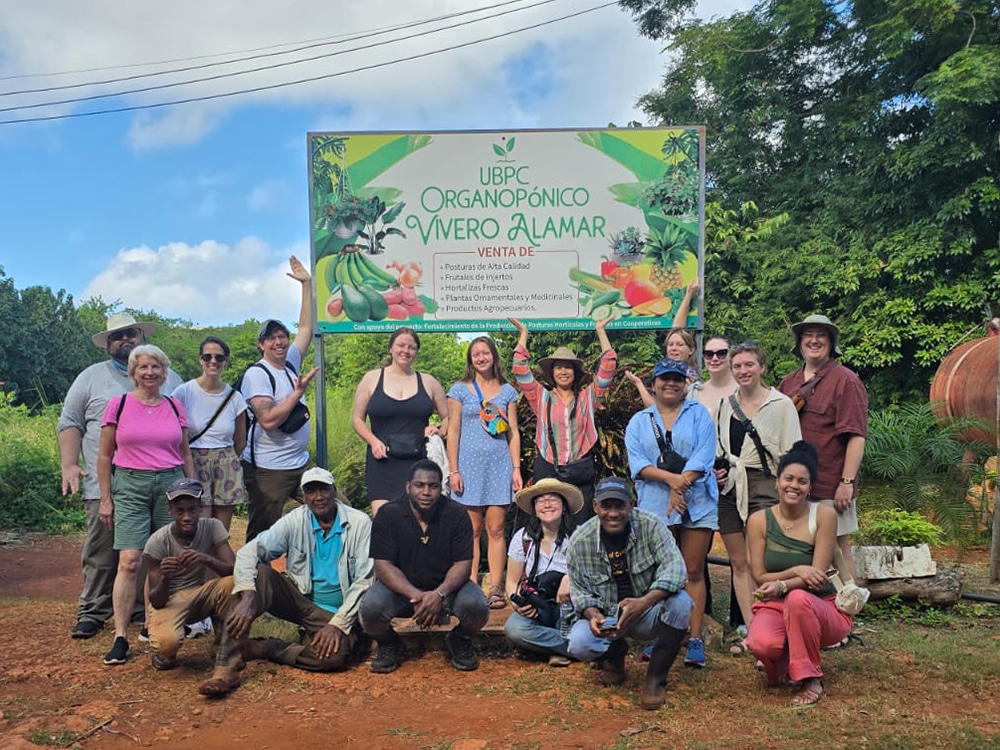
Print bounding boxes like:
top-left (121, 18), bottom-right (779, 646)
top-left (186, 618), bottom-right (213, 639)
top-left (103, 637), bottom-right (130, 665)
top-left (684, 637), bottom-right (706, 668)
top-left (151, 652), bottom-right (176, 671)
top-left (548, 654), bottom-right (572, 668)
top-left (71, 620), bottom-right (102, 639)
top-left (370, 639), bottom-right (404, 674)
top-left (137, 627), bottom-right (150, 643)
top-left (444, 631), bottom-right (479, 672)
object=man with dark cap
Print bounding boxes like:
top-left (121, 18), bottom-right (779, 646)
top-left (58, 313), bottom-right (183, 639)
top-left (239, 255), bottom-right (319, 541)
top-left (142, 478), bottom-right (240, 695)
top-left (566, 476), bottom-right (693, 710)
top-left (779, 314), bottom-right (868, 579)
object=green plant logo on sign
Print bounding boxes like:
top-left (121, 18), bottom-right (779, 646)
top-left (493, 136), bottom-right (515, 162)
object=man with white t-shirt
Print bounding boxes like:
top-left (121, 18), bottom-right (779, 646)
top-left (240, 256), bottom-right (319, 541)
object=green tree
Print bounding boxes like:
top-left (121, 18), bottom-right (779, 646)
top-left (621, 0), bottom-right (1000, 404)
top-left (0, 267), bottom-right (94, 409)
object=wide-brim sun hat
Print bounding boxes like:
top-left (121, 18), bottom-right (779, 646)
top-left (791, 314), bottom-right (842, 358)
top-left (537, 346), bottom-right (591, 388)
top-left (91, 313), bottom-right (156, 349)
top-left (514, 477), bottom-right (584, 515)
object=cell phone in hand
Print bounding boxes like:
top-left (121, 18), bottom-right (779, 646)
top-left (600, 606), bottom-right (622, 631)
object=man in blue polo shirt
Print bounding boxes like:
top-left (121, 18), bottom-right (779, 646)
top-left (224, 467), bottom-right (373, 672)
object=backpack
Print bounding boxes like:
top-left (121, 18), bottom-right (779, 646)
top-left (235, 360), bottom-right (301, 466)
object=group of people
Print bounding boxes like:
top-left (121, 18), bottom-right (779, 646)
top-left (58, 256), bottom-right (867, 709)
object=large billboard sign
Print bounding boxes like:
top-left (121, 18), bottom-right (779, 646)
top-left (308, 127), bottom-right (704, 333)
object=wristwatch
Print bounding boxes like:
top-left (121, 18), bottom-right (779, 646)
top-left (840, 477), bottom-right (855, 485)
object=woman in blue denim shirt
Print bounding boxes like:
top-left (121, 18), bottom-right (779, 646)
top-left (625, 358), bottom-right (719, 667)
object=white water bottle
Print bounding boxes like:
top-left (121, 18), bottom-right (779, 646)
top-left (559, 602), bottom-right (573, 638)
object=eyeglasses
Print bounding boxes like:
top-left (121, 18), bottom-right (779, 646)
top-left (703, 348), bottom-right (729, 360)
top-left (109, 328), bottom-right (141, 342)
top-left (200, 353), bottom-right (228, 363)
top-left (534, 495), bottom-right (564, 508)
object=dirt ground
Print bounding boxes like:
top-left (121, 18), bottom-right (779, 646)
top-left (1, 531), bottom-right (999, 750)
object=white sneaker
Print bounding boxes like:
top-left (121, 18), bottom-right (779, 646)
top-left (186, 617), bottom-right (213, 639)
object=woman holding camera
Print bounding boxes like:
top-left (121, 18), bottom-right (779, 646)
top-left (625, 358), bottom-right (718, 667)
top-left (508, 316), bottom-right (616, 521)
top-left (503, 478), bottom-right (582, 666)
top-left (715, 342), bottom-right (801, 637)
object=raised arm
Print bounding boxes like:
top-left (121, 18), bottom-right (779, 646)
top-left (672, 278), bottom-right (698, 328)
top-left (287, 255), bottom-right (314, 358)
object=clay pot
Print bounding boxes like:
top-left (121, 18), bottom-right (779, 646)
top-left (929, 335), bottom-right (998, 445)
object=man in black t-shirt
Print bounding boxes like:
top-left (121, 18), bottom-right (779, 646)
top-left (360, 460), bottom-right (490, 673)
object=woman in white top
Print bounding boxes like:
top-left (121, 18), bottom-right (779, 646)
top-left (172, 336), bottom-right (248, 531)
top-left (503, 478), bottom-right (582, 667)
top-left (715, 342), bottom-right (801, 635)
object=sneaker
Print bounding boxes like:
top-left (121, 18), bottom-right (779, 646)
top-left (186, 618), bottom-right (213, 639)
top-left (736, 624), bottom-right (749, 639)
top-left (370, 639), bottom-right (404, 674)
top-left (103, 636), bottom-right (130, 665)
top-left (548, 654), bottom-right (572, 668)
top-left (684, 637), bottom-right (706, 668)
top-left (71, 620), bottom-right (102, 640)
top-left (444, 631), bottom-right (479, 672)
top-left (138, 627), bottom-right (150, 643)
top-left (151, 652), bottom-right (176, 671)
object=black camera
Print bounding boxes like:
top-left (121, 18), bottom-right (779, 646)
top-left (510, 586), bottom-right (559, 628)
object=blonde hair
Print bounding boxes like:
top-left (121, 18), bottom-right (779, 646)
top-left (127, 344), bottom-right (170, 387)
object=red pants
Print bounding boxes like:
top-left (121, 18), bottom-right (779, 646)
top-left (746, 590), bottom-right (852, 685)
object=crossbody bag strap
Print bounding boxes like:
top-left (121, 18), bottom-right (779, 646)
top-left (728, 394), bottom-right (774, 477)
top-left (546, 397), bottom-right (561, 469)
top-left (647, 412), bottom-right (671, 454)
top-left (189, 387), bottom-right (236, 444)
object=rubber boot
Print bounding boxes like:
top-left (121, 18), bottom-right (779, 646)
top-left (598, 638), bottom-right (629, 687)
top-left (641, 625), bottom-right (686, 710)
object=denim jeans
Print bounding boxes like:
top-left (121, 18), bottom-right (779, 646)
top-left (567, 591), bottom-right (693, 662)
top-left (360, 580), bottom-right (489, 641)
top-left (504, 611), bottom-right (569, 657)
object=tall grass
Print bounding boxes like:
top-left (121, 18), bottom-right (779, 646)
top-left (319, 388), bottom-right (368, 509)
top-left (0, 395), bottom-right (85, 532)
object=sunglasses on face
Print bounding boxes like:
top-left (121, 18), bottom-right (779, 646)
top-left (109, 328), bottom-right (141, 342)
top-left (703, 348), bottom-right (729, 360)
top-left (199, 353), bottom-right (227, 363)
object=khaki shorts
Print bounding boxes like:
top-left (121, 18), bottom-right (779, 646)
top-left (813, 497), bottom-right (859, 535)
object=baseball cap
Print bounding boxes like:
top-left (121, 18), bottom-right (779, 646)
top-left (165, 478), bottom-right (204, 501)
top-left (594, 476), bottom-right (634, 504)
top-left (300, 467), bottom-right (335, 488)
top-left (650, 358), bottom-right (688, 380)
top-left (258, 319), bottom-right (291, 341)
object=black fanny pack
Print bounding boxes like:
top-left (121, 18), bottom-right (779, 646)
top-left (279, 401), bottom-right (310, 434)
top-left (384, 433), bottom-right (427, 459)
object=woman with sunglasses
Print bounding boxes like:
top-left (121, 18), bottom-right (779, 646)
top-left (714, 342), bottom-right (800, 645)
top-left (627, 332), bottom-right (736, 411)
top-left (446, 336), bottom-right (522, 609)
top-left (172, 336), bottom-right (248, 532)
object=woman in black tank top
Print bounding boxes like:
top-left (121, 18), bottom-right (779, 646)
top-left (351, 328), bottom-right (450, 514)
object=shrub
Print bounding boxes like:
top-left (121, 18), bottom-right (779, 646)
top-left (854, 508), bottom-right (945, 547)
top-left (0, 397), bottom-right (85, 533)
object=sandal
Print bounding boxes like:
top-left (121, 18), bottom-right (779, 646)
top-left (197, 671), bottom-right (241, 698)
top-left (791, 678), bottom-right (824, 708)
top-left (487, 586), bottom-right (507, 610)
top-left (729, 640), bottom-right (750, 657)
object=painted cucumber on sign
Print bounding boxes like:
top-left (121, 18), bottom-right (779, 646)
top-left (308, 127), bottom-right (704, 333)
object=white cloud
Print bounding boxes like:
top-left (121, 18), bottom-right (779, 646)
top-left (82, 238), bottom-right (310, 326)
top-left (0, 0), bottom-right (749, 148)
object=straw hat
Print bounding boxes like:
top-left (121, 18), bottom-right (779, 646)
top-left (514, 477), bottom-right (584, 515)
top-left (91, 313), bottom-right (155, 348)
top-left (537, 346), bottom-right (591, 388)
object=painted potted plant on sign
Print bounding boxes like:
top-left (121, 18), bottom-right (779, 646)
top-left (852, 509), bottom-right (943, 580)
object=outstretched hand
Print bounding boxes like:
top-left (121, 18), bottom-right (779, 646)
top-left (288, 255), bottom-right (311, 283)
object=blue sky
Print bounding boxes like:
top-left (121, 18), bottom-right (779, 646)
top-left (0, 0), bottom-right (745, 326)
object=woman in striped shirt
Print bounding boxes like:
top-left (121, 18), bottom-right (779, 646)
top-left (508, 316), bottom-right (616, 523)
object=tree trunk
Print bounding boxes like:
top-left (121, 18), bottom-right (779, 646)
top-left (991, 479), bottom-right (1000, 582)
top-left (866, 569), bottom-right (964, 607)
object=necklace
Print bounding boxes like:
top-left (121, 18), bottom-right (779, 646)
top-left (777, 509), bottom-right (805, 532)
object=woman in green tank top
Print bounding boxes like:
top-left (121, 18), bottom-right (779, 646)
top-left (743, 441), bottom-right (853, 707)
